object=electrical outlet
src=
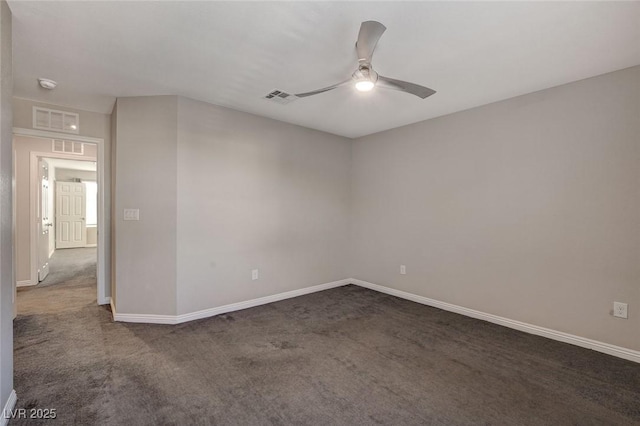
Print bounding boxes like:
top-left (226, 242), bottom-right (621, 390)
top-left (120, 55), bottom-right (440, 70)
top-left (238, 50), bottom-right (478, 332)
top-left (252, 269), bottom-right (259, 281)
top-left (400, 265), bottom-right (406, 275)
top-left (613, 302), bottom-right (628, 319)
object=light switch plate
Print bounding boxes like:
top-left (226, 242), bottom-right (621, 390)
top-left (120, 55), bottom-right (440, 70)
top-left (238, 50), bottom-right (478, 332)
top-left (124, 209), bottom-right (139, 221)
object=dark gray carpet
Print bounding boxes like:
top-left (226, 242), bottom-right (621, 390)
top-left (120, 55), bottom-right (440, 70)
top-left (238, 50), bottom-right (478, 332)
top-left (13, 261), bottom-right (640, 425)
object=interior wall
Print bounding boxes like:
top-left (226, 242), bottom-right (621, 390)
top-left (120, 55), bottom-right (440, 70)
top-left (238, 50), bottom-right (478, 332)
top-left (86, 228), bottom-right (97, 246)
top-left (13, 136), bottom-right (97, 282)
top-left (176, 97), bottom-right (351, 314)
top-left (113, 96), bottom-right (178, 315)
top-left (350, 66), bottom-right (640, 351)
top-left (0, 0), bottom-right (13, 409)
top-left (112, 95), bottom-right (351, 316)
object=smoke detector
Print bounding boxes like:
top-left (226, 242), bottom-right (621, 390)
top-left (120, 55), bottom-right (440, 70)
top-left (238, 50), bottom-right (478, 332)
top-left (38, 78), bottom-right (57, 90)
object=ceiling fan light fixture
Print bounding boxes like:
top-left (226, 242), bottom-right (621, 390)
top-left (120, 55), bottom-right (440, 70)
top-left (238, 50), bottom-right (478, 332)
top-left (355, 80), bottom-right (375, 92)
top-left (293, 21), bottom-right (436, 100)
top-left (353, 65), bottom-right (377, 92)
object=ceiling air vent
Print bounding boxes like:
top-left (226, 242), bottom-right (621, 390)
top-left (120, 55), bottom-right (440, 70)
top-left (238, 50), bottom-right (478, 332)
top-left (264, 89), bottom-right (297, 105)
top-left (52, 139), bottom-right (84, 155)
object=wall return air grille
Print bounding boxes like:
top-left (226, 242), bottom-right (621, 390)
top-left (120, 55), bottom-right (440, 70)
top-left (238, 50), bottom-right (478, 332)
top-left (52, 139), bottom-right (84, 155)
top-left (33, 106), bottom-right (79, 134)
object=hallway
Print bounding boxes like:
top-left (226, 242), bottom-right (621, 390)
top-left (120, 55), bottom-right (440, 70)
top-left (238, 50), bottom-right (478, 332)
top-left (17, 247), bottom-right (97, 313)
top-left (13, 246), bottom-right (111, 424)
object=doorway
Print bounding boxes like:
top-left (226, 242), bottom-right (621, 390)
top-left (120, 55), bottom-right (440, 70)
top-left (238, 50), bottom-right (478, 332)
top-left (37, 158), bottom-right (98, 286)
top-left (12, 129), bottom-right (107, 305)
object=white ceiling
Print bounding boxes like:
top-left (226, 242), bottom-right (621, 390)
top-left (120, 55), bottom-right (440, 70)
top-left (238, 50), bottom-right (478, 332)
top-left (9, 1), bottom-right (640, 138)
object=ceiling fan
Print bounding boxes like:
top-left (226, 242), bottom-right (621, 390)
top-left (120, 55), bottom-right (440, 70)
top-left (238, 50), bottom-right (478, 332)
top-left (295, 21), bottom-right (436, 100)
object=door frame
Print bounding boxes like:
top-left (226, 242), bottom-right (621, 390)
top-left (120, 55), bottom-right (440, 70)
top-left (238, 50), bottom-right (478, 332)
top-left (14, 127), bottom-right (108, 305)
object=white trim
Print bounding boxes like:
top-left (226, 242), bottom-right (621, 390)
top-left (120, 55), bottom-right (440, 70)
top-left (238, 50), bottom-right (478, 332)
top-left (13, 127), bottom-right (100, 144)
top-left (15, 127), bottom-right (109, 306)
top-left (16, 280), bottom-right (34, 288)
top-left (351, 279), bottom-right (640, 364)
top-left (13, 151), bottom-right (17, 319)
top-left (1, 390), bottom-right (17, 426)
top-left (113, 312), bottom-right (176, 325)
top-left (84, 244), bottom-right (97, 248)
top-left (113, 279), bottom-right (351, 325)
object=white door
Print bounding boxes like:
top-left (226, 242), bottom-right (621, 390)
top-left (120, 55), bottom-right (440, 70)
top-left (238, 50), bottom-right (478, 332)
top-left (37, 159), bottom-right (52, 281)
top-left (56, 181), bottom-right (87, 249)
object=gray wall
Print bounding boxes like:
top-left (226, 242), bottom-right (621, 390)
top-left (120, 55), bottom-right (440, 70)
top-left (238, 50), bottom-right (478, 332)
top-left (350, 66), bottom-right (640, 351)
top-left (113, 95), bottom-right (351, 316)
top-left (113, 96), bottom-right (178, 315)
top-left (13, 136), bottom-right (97, 282)
top-left (0, 0), bottom-right (12, 408)
top-left (176, 97), bottom-right (351, 314)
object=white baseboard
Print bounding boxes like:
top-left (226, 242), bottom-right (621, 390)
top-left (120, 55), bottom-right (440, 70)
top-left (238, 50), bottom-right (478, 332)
top-left (98, 296), bottom-right (111, 306)
top-left (351, 278), bottom-right (640, 364)
top-left (1, 390), bottom-right (17, 426)
top-left (109, 275), bottom-right (640, 364)
top-left (16, 280), bottom-right (34, 288)
top-left (112, 278), bottom-right (351, 325)
top-left (85, 244), bottom-right (97, 248)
